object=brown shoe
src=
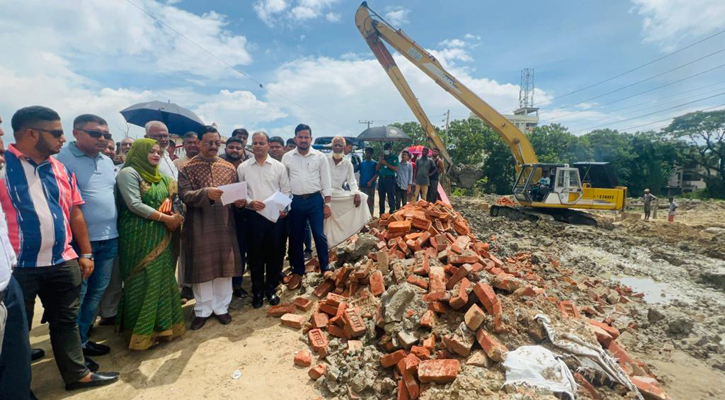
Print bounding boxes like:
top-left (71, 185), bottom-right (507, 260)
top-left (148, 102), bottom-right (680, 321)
top-left (190, 316), bottom-right (209, 330)
top-left (215, 313), bottom-right (232, 325)
top-left (287, 273), bottom-right (303, 290)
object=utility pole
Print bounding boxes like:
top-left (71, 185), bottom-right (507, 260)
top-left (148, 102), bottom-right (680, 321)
top-left (358, 120), bottom-right (373, 129)
top-left (444, 110), bottom-right (450, 134)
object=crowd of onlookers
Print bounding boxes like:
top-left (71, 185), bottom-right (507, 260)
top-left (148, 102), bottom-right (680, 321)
top-left (0, 105), bottom-right (444, 398)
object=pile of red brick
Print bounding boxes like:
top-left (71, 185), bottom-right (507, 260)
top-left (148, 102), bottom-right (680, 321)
top-left (266, 200), bottom-right (669, 400)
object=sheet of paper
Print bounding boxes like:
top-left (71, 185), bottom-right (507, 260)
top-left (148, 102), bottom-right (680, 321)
top-left (258, 191), bottom-right (292, 223)
top-left (219, 182), bottom-right (248, 206)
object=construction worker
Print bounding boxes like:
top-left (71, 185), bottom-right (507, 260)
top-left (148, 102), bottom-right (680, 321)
top-left (642, 189), bottom-right (657, 221)
top-left (668, 196), bottom-right (678, 223)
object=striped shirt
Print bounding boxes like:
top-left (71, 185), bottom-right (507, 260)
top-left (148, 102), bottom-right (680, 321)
top-left (0, 145), bottom-right (84, 267)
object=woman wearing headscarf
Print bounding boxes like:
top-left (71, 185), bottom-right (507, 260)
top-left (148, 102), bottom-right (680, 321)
top-left (115, 139), bottom-right (185, 350)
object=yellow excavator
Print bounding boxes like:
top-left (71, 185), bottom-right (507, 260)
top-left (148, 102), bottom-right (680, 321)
top-left (355, 2), bottom-right (628, 225)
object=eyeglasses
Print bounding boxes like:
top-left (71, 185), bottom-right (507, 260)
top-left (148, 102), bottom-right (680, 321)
top-left (203, 141), bottom-right (221, 147)
top-left (30, 127), bottom-right (64, 138)
top-left (80, 129), bottom-right (112, 140)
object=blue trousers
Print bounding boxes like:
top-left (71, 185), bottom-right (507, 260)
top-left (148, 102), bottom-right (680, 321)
top-left (0, 277), bottom-right (35, 400)
top-left (290, 194), bottom-right (329, 275)
top-left (77, 238), bottom-right (118, 345)
top-left (378, 176), bottom-right (397, 215)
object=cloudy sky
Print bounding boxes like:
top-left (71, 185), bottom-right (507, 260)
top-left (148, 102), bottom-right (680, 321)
top-left (1, 0), bottom-right (724, 142)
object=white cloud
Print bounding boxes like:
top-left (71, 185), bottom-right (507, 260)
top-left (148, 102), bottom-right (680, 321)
top-left (464, 33), bottom-right (482, 41)
top-left (253, 0), bottom-right (339, 26)
top-left (631, 0), bottom-right (725, 50)
top-left (325, 12), bottom-right (341, 22)
top-left (194, 90), bottom-right (287, 131)
top-left (438, 39), bottom-right (466, 48)
top-left (383, 6), bottom-right (410, 26)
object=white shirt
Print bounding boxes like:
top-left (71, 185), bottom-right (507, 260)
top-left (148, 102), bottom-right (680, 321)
top-left (238, 156), bottom-right (291, 204)
top-left (0, 201), bottom-right (17, 292)
top-left (282, 147), bottom-right (332, 197)
top-left (328, 155), bottom-right (358, 192)
top-left (158, 151), bottom-right (178, 180)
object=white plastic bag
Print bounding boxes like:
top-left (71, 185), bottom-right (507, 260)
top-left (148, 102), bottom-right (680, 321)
top-left (503, 345), bottom-right (576, 400)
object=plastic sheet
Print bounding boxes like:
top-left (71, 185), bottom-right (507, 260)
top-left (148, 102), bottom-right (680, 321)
top-left (503, 345), bottom-right (576, 400)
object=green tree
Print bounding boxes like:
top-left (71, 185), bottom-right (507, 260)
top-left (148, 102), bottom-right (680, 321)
top-left (662, 109), bottom-right (725, 198)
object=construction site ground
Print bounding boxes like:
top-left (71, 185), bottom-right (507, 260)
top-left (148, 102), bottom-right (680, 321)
top-left (28, 195), bottom-right (725, 400)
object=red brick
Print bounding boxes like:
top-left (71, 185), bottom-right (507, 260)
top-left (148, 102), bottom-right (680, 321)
top-left (418, 359), bottom-right (460, 384)
top-left (488, 254), bottom-right (503, 268)
top-left (327, 323), bottom-right (348, 339)
top-left (412, 216), bottom-right (432, 231)
top-left (407, 275), bottom-right (428, 290)
top-left (492, 274), bottom-right (522, 291)
top-left (397, 379), bottom-right (410, 400)
top-left (312, 280), bottom-right (334, 298)
top-left (420, 310), bottom-right (437, 329)
top-left (294, 350), bottom-right (311, 366)
top-left (396, 353), bottom-right (421, 375)
top-left (589, 319), bottom-right (620, 339)
top-left (281, 313), bottom-right (306, 329)
top-left (464, 304), bottom-right (485, 331)
top-left (449, 278), bottom-right (470, 310)
top-left (446, 263), bottom-right (472, 290)
top-left (334, 266), bottom-right (351, 287)
top-left (428, 266), bottom-right (446, 293)
top-left (422, 291), bottom-right (450, 302)
top-left (308, 364), bottom-right (326, 380)
top-left (472, 282), bottom-right (502, 317)
top-left (559, 300), bottom-right (581, 319)
top-left (630, 376), bottom-right (671, 400)
top-left (369, 270), bottom-right (385, 297)
top-left (388, 220), bottom-right (412, 234)
top-left (450, 235), bottom-right (471, 254)
top-left (308, 328), bottom-right (329, 355)
top-left (447, 334), bottom-right (473, 357)
top-left (417, 231), bottom-right (431, 247)
top-left (449, 253), bottom-right (479, 265)
top-left (381, 349), bottom-right (408, 368)
top-left (586, 323), bottom-right (613, 348)
top-left (310, 313), bottom-right (329, 329)
top-left (293, 297), bottom-right (314, 312)
top-left (428, 301), bottom-right (450, 314)
top-left (574, 373), bottom-right (600, 400)
top-left (342, 308), bottom-right (367, 338)
top-left (475, 329), bottom-right (507, 362)
top-left (267, 303), bottom-right (296, 317)
top-left (319, 303), bottom-right (338, 316)
top-left (410, 346), bottom-right (431, 360)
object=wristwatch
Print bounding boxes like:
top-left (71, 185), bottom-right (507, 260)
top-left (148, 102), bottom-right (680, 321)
top-left (80, 253), bottom-right (94, 261)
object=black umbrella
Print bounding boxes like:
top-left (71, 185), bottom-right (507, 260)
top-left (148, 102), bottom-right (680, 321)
top-left (357, 125), bottom-right (411, 142)
top-left (120, 100), bottom-right (205, 134)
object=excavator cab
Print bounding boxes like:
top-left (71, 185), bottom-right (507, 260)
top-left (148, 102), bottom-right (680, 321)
top-left (513, 163), bottom-right (583, 206)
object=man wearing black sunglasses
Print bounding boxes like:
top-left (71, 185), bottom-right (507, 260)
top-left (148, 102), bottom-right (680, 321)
top-left (57, 114), bottom-right (119, 363)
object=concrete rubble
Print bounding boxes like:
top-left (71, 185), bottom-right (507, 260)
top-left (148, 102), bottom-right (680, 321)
top-left (267, 199), bottom-right (678, 400)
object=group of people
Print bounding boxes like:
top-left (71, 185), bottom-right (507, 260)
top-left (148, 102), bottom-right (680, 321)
top-left (359, 144), bottom-right (445, 217)
top-left (0, 105), bottom-right (370, 399)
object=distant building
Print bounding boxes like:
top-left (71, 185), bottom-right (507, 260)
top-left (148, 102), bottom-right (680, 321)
top-left (468, 106), bottom-right (540, 133)
top-left (667, 165), bottom-right (707, 194)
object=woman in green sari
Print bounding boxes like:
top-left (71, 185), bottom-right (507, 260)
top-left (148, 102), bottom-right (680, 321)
top-left (116, 139), bottom-right (186, 350)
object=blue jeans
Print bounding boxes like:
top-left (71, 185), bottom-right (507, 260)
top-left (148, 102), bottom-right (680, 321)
top-left (77, 238), bottom-right (118, 345)
top-left (0, 277), bottom-right (35, 400)
top-left (290, 194), bottom-right (329, 275)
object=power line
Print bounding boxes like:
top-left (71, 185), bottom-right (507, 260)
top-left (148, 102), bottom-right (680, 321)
top-left (125, 0), bottom-right (350, 132)
top-left (615, 102), bottom-right (725, 133)
top-left (546, 29), bottom-right (725, 102)
top-left (541, 62), bottom-right (725, 122)
top-left (570, 91), bottom-right (725, 134)
top-left (542, 47), bottom-right (725, 112)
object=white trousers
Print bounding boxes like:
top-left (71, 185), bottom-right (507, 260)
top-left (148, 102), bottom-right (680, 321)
top-left (192, 277), bottom-right (233, 318)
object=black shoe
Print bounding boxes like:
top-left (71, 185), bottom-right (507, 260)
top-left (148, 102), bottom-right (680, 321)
top-left (266, 292), bottom-right (280, 306)
top-left (85, 357), bottom-right (99, 373)
top-left (98, 316), bottom-right (115, 326)
top-left (65, 372), bottom-right (120, 391)
top-left (180, 286), bottom-right (194, 301)
top-left (304, 251), bottom-right (313, 262)
top-left (233, 287), bottom-right (248, 298)
top-left (190, 316), bottom-right (208, 331)
top-left (31, 348), bottom-right (45, 362)
top-left (252, 293), bottom-right (264, 309)
top-left (83, 341), bottom-right (110, 357)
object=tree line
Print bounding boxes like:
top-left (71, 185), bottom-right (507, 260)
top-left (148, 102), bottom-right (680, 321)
top-left (387, 108), bottom-right (725, 199)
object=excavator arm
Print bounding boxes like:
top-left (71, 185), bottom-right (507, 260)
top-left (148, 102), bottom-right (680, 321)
top-left (355, 1), bottom-right (538, 168)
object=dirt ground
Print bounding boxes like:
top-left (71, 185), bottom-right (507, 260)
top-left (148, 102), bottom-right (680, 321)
top-left (27, 195), bottom-right (725, 400)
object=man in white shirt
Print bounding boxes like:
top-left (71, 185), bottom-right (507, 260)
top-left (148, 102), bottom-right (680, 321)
top-left (325, 137), bottom-right (371, 248)
top-left (144, 121), bottom-right (178, 180)
top-left (238, 132), bottom-right (291, 308)
top-left (282, 124), bottom-right (332, 290)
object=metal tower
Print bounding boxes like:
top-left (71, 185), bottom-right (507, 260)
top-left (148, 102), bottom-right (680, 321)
top-left (518, 68), bottom-right (535, 109)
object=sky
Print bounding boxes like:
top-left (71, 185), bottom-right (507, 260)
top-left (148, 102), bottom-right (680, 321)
top-left (1, 0), bottom-right (724, 143)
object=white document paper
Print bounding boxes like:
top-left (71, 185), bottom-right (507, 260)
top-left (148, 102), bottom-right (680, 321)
top-left (258, 191), bottom-right (292, 223)
top-left (219, 182), bottom-right (248, 205)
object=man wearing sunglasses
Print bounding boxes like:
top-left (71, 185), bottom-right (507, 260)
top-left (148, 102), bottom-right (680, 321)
top-left (1, 106), bottom-right (119, 391)
top-left (56, 114), bottom-right (119, 364)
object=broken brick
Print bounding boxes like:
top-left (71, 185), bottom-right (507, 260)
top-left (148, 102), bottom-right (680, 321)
top-left (422, 334), bottom-right (436, 351)
top-left (381, 349), bottom-right (408, 368)
top-left (475, 329), bottom-right (508, 362)
top-left (407, 275), bottom-right (428, 290)
top-left (319, 303), bottom-right (338, 316)
top-left (589, 319), bottom-right (620, 339)
top-left (292, 297), bottom-right (314, 312)
top-left (410, 346), bottom-right (431, 360)
top-left (369, 270), bottom-right (385, 296)
top-left (446, 263), bottom-right (472, 290)
top-left (308, 364), bottom-right (326, 380)
top-left (630, 376), bottom-right (671, 400)
top-left (464, 303), bottom-right (485, 331)
top-left (418, 359), bottom-right (460, 384)
top-left (449, 278), bottom-right (470, 310)
top-left (267, 303), bottom-right (296, 317)
top-left (559, 300), bottom-right (581, 319)
top-left (281, 313), bottom-right (306, 329)
top-left (294, 350), bottom-right (311, 366)
top-left (312, 280), bottom-right (334, 298)
top-left (310, 313), bottom-right (329, 329)
top-left (420, 310), bottom-right (437, 329)
top-left (428, 266), bottom-right (446, 293)
top-left (472, 282), bottom-right (502, 317)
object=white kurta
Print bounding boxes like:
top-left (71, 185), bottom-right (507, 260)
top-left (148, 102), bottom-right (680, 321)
top-left (325, 156), bottom-right (371, 248)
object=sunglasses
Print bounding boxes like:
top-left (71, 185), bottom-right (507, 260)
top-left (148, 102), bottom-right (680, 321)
top-left (30, 127), bottom-right (64, 138)
top-left (80, 129), bottom-right (112, 140)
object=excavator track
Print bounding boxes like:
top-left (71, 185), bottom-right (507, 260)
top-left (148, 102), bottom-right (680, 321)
top-left (490, 205), bottom-right (598, 226)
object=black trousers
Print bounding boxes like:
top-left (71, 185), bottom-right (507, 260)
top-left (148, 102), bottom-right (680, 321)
top-left (396, 187), bottom-right (409, 210)
top-left (232, 208), bottom-right (249, 289)
top-left (427, 180), bottom-right (439, 203)
top-left (13, 260), bottom-right (89, 384)
top-left (378, 177), bottom-right (396, 215)
top-left (0, 277), bottom-right (36, 400)
top-left (247, 212), bottom-right (286, 295)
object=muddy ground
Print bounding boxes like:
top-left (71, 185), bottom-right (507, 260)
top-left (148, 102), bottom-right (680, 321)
top-left (452, 196), bottom-right (725, 400)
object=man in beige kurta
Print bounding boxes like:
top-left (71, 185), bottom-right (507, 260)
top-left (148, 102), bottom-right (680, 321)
top-left (179, 126), bottom-right (242, 330)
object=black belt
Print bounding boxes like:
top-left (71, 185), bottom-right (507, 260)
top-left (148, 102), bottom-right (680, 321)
top-left (379, 176), bottom-right (395, 179)
top-left (294, 191), bottom-right (321, 200)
